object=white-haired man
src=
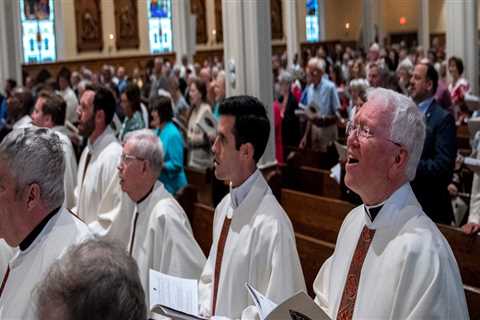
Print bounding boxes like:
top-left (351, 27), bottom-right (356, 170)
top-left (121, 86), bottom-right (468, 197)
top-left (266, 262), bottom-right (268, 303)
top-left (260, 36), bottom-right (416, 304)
top-left (299, 57), bottom-right (340, 152)
top-left (0, 128), bottom-right (91, 319)
top-left (313, 88), bottom-right (468, 318)
top-left (118, 129), bottom-right (205, 305)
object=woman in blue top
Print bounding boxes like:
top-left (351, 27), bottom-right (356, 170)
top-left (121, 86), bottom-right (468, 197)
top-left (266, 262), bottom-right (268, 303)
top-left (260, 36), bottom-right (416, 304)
top-left (151, 95), bottom-right (188, 195)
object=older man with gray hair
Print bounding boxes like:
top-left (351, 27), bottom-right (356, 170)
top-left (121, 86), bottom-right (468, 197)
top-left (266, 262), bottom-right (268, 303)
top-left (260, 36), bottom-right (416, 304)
top-left (0, 128), bottom-right (91, 319)
top-left (36, 238), bottom-right (146, 320)
top-left (117, 129), bottom-right (205, 306)
top-left (313, 88), bottom-right (468, 319)
top-left (299, 57), bottom-right (340, 151)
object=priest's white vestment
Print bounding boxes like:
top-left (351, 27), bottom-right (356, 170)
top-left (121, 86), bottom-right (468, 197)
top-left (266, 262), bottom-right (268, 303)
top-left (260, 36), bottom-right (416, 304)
top-left (75, 127), bottom-right (134, 245)
top-left (313, 183), bottom-right (469, 319)
top-left (198, 170), bottom-right (306, 319)
top-left (53, 128), bottom-right (77, 210)
top-left (0, 208), bottom-right (91, 319)
top-left (0, 240), bottom-right (14, 280)
top-left (129, 181), bottom-right (206, 305)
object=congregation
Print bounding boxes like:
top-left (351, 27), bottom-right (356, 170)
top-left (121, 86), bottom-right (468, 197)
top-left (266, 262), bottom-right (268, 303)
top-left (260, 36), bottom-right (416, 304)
top-left (0, 38), bottom-right (477, 319)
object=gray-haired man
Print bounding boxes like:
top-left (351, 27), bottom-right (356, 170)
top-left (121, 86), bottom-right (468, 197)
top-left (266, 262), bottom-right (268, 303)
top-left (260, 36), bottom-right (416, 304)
top-left (0, 128), bottom-right (91, 319)
top-left (36, 238), bottom-right (146, 320)
top-left (118, 129), bottom-right (205, 306)
top-left (313, 88), bottom-right (467, 318)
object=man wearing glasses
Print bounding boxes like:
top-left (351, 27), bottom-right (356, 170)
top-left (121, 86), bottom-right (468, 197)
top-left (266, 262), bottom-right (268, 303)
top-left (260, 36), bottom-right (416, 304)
top-left (313, 88), bottom-right (467, 319)
top-left (117, 129), bottom-right (205, 306)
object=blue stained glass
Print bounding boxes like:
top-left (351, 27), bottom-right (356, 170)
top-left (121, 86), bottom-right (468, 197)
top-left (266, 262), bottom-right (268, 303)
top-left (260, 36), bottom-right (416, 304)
top-left (148, 0), bottom-right (172, 54)
top-left (20, 0), bottom-right (56, 63)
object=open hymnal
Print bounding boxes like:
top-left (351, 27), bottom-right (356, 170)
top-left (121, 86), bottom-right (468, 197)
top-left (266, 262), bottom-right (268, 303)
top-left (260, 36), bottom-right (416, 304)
top-left (246, 284), bottom-right (331, 320)
top-left (196, 111), bottom-right (217, 139)
top-left (149, 270), bottom-right (206, 320)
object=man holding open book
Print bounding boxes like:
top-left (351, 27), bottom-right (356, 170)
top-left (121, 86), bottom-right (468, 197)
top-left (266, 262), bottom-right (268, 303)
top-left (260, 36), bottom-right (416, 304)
top-left (198, 95), bottom-right (306, 319)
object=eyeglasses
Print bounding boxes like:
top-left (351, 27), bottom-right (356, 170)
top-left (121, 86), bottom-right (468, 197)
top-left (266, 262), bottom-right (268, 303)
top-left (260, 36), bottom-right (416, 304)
top-left (120, 153), bottom-right (144, 164)
top-left (346, 121), bottom-right (402, 147)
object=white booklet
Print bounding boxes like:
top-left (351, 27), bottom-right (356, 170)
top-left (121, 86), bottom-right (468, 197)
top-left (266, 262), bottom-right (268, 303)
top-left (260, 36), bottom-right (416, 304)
top-left (196, 111), bottom-right (217, 138)
top-left (246, 284), bottom-right (331, 320)
top-left (464, 157), bottom-right (480, 173)
top-left (149, 270), bottom-right (207, 320)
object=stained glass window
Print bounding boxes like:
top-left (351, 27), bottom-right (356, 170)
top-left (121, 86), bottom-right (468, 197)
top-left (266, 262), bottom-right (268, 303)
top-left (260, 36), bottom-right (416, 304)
top-left (148, 0), bottom-right (173, 54)
top-left (306, 0), bottom-right (319, 42)
top-left (20, 0), bottom-right (56, 63)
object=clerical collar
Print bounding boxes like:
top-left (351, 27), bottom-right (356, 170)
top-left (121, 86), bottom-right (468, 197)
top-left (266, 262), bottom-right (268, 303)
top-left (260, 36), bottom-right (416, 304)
top-left (364, 202), bottom-right (384, 222)
top-left (19, 207), bottom-right (60, 251)
top-left (137, 184), bottom-right (155, 205)
top-left (230, 169), bottom-right (260, 210)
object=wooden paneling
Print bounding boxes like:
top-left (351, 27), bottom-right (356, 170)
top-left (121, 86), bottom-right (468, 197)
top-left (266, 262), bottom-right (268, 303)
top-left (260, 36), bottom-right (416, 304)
top-left (191, 0), bottom-right (207, 44)
top-left (270, 0), bottom-right (284, 40)
top-left (75, 0), bottom-right (103, 52)
top-left (114, 0), bottom-right (140, 50)
top-left (22, 52), bottom-right (175, 81)
top-left (214, 0), bottom-right (223, 43)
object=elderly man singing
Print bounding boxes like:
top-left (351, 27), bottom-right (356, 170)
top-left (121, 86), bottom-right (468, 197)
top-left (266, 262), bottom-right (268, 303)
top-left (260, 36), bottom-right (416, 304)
top-left (313, 88), bottom-right (468, 319)
top-left (118, 129), bottom-right (205, 306)
top-left (0, 128), bottom-right (91, 319)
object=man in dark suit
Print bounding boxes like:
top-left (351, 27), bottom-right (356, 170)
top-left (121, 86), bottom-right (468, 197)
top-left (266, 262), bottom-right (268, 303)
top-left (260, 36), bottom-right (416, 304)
top-left (410, 61), bottom-right (456, 224)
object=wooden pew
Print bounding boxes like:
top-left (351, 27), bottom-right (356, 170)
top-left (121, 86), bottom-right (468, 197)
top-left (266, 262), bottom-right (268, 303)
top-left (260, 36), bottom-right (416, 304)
top-left (286, 148), bottom-right (338, 170)
top-left (438, 224), bottom-right (480, 289)
top-left (185, 167), bottom-right (213, 206)
top-left (281, 164), bottom-right (342, 199)
top-left (191, 202), bottom-right (214, 256)
top-left (295, 233), bottom-right (334, 297)
top-left (281, 188), bottom-right (354, 243)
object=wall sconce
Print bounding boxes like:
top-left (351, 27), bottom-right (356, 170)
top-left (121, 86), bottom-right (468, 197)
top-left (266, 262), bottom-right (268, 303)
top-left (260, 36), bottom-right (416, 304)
top-left (211, 29), bottom-right (217, 44)
top-left (345, 22), bottom-right (350, 37)
top-left (108, 33), bottom-right (114, 54)
top-left (399, 17), bottom-right (407, 26)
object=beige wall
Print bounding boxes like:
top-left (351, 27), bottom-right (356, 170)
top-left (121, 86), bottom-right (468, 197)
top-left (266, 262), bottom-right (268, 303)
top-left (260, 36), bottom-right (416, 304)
top-left (61, 0), bottom-right (150, 61)
top-left (382, 0), bottom-right (419, 34)
top-left (324, 0), bottom-right (362, 41)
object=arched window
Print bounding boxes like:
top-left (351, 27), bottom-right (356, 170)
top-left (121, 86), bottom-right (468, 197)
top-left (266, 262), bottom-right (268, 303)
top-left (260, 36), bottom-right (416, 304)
top-left (306, 0), bottom-right (319, 42)
top-left (147, 0), bottom-right (173, 54)
top-left (20, 0), bottom-right (56, 63)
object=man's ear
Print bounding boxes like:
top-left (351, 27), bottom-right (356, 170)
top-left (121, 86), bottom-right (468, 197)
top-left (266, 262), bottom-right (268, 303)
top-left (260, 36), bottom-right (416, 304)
top-left (45, 115), bottom-right (54, 128)
top-left (95, 110), bottom-right (105, 127)
top-left (390, 148), bottom-right (409, 179)
top-left (239, 143), bottom-right (254, 161)
top-left (26, 183), bottom-right (41, 211)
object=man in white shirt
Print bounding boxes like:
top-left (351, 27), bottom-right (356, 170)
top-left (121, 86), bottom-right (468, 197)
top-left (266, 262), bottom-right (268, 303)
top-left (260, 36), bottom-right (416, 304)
top-left (198, 95), bottom-right (306, 319)
top-left (57, 68), bottom-right (79, 125)
top-left (313, 88), bottom-right (468, 319)
top-left (0, 128), bottom-right (91, 319)
top-left (31, 91), bottom-right (77, 210)
top-left (75, 86), bottom-right (133, 244)
top-left (118, 129), bottom-right (206, 305)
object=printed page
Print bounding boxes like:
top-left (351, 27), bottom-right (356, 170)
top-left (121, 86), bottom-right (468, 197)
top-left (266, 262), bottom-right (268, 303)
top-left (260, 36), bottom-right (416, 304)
top-left (149, 269), bottom-right (205, 319)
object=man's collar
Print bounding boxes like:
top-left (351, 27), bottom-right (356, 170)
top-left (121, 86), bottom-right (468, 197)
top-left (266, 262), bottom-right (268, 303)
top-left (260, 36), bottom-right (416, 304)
top-left (417, 96), bottom-right (434, 114)
top-left (230, 169), bottom-right (260, 211)
top-left (19, 207), bottom-right (61, 251)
